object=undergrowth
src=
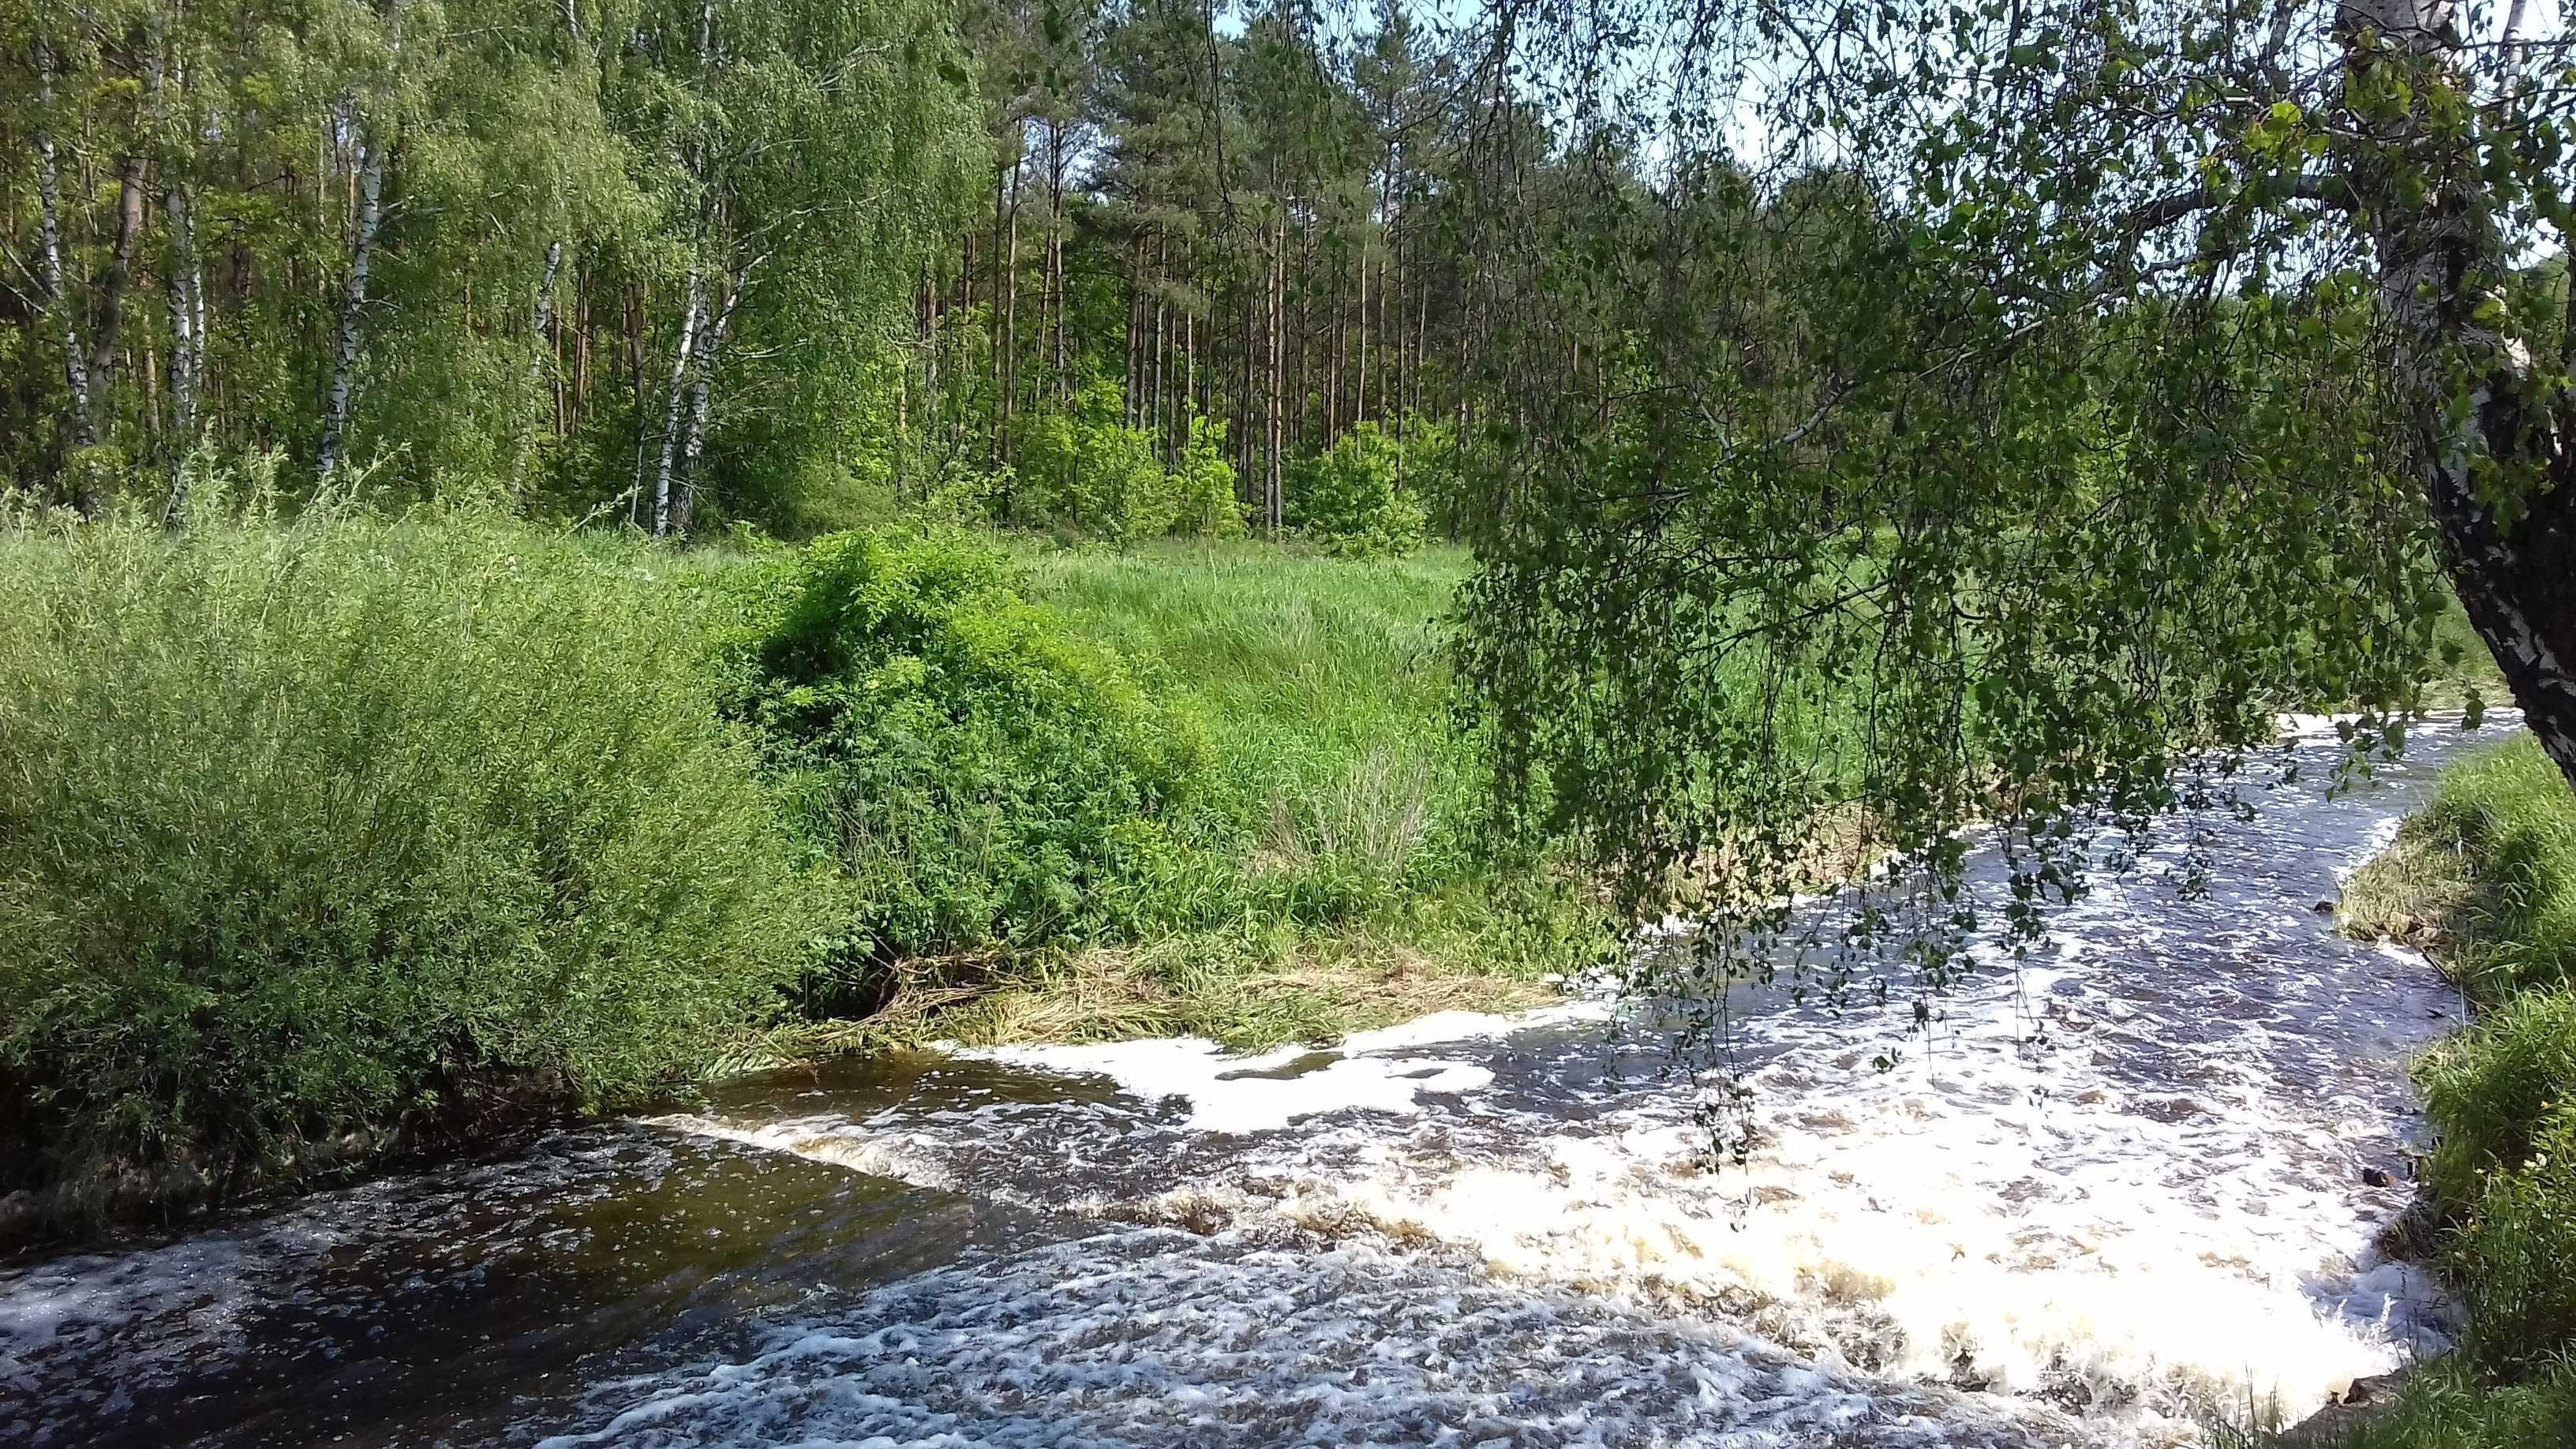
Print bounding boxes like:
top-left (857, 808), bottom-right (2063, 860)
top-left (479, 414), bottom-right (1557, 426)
top-left (0, 508), bottom-right (1600, 1228)
top-left (0, 497), bottom-right (814, 1225)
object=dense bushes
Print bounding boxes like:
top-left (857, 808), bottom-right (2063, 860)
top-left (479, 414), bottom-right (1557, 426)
top-left (732, 534), bottom-right (1605, 1038)
top-left (1003, 386), bottom-right (1244, 542)
top-left (721, 528), bottom-right (1226, 975)
top-left (0, 505), bottom-right (814, 1220)
top-left (0, 506), bottom-right (1593, 1226)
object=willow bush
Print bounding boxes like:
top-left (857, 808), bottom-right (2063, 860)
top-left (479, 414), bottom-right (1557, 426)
top-left (0, 500), bottom-right (816, 1220)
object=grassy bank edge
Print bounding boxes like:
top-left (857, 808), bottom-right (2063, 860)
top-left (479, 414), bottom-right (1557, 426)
top-left (2248, 734), bottom-right (2576, 1447)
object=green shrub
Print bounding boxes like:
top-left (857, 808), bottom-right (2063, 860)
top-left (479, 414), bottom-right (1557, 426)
top-left (1168, 414), bottom-right (1247, 539)
top-left (1289, 421), bottom-right (1432, 557)
top-left (1007, 383), bottom-right (1243, 542)
top-left (724, 526), bottom-right (1224, 968)
top-left (0, 504), bottom-right (811, 1219)
top-left (1010, 403), bottom-right (1166, 540)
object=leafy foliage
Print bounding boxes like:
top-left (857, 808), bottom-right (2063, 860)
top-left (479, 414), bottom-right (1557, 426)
top-left (0, 499), bottom-right (813, 1220)
top-left (1004, 385), bottom-right (1246, 541)
top-left (722, 527), bottom-right (1222, 972)
top-left (1290, 421), bottom-right (1434, 557)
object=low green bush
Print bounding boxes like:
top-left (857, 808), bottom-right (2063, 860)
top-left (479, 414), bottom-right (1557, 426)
top-left (0, 502), bottom-right (813, 1220)
top-left (1005, 384), bottom-right (1245, 542)
top-left (1289, 421), bottom-right (1433, 557)
top-left (723, 527), bottom-right (1227, 975)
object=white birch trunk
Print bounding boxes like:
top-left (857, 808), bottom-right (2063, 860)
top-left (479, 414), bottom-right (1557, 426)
top-left (34, 38), bottom-right (98, 458)
top-left (509, 239), bottom-right (566, 494)
top-left (651, 263), bottom-right (706, 536)
top-left (315, 110), bottom-right (388, 489)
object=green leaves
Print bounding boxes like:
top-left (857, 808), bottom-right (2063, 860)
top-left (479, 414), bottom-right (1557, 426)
top-left (724, 526), bottom-right (1221, 962)
top-left (0, 509), bottom-right (814, 1219)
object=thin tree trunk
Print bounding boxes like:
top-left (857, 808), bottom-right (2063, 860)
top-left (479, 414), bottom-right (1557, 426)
top-left (651, 260), bottom-right (706, 535)
top-left (1267, 212), bottom-right (1285, 532)
top-left (672, 254), bottom-right (755, 536)
top-left (509, 239), bottom-right (565, 493)
top-left (925, 257), bottom-right (942, 459)
top-left (89, 154), bottom-right (151, 414)
top-left (574, 260), bottom-right (591, 423)
top-left (1357, 243), bottom-right (1368, 424)
top-left (315, 105), bottom-right (387, 489)
top-left (1002, 151), bottom-right (1021, 436)
top-left (1127, 237), bottom-right (1144, 430)
top-left (34, 38), bottom-right (99, 463)
top-left (161, 178), bottom-right (207, 521)
top-left (1050, 123), bottom-right (1068, 405)
top-left (990, 134), bottom-right (1011, 460)
top-left (625, 279), bottom-right (647, 523)
top-left (1152, 234), bottom-right (1168, 457)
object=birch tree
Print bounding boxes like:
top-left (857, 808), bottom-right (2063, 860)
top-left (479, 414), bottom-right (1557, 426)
top-left (1455, 0), bottom-right (2576, 961)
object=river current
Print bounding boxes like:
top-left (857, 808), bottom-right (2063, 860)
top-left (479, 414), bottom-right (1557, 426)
top-left (0, 717), bottom-right (2516, 1448)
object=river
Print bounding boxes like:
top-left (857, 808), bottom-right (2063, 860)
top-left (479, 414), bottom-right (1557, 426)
top-left (0, 717), bottom-right (2513, 1448)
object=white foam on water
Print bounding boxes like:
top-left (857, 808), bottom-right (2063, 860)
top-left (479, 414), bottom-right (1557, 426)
top-left (526, 1230), bottom-right (2085, 1449)
top-left (964, 1002), bottom-right (1608, 1133)
top-left (653, 722), bottom-right (2517, 1446)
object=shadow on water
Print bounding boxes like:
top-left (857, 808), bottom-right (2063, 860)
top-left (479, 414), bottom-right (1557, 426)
top-left (0, 1125), bottom-right (1043, 1447)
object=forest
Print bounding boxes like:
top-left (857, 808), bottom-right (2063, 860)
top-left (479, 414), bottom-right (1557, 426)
top-left (8, 0), bottom-right (2576, 1446)
top-left (1, 0), bottom-right (1546, 547)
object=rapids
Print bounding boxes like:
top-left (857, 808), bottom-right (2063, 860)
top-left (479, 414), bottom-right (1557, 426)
top-left (0, 717), bottom-right (2514, 1447)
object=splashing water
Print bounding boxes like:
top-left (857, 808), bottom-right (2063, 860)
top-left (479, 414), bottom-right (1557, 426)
top-left (0, 717), bottom-right (2508, 1447)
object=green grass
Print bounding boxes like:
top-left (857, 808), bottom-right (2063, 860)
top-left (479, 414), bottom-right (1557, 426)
top-left (851, 535), bottom-right (1611, 1047)
top-left (722, 534), bottom-right (1605, 1065)
top-left (2315, 733), bottom-right (2576, 1445)
top-left (1014, 538), bottom-right (1479, 865)
top-left (2214, 1357), bottom-right (2576, 1447)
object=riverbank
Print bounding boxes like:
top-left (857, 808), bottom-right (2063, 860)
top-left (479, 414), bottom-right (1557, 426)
top-left (0, 510), bottom-right (1601, 1238)
top-left (2303, 734), bottom-right (2576, 1446)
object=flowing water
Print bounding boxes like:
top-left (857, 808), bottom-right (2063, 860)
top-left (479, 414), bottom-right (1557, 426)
top-left (1, 718), bottom-right (2516, 1449)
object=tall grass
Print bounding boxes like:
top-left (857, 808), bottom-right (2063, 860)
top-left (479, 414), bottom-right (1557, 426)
top-left (0, 502), bottom-right (814, 1222)
top-left (1015, 539), bottom-right (1488, 893)
top-left (2321, 732), bottom-right (2576, 1444)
